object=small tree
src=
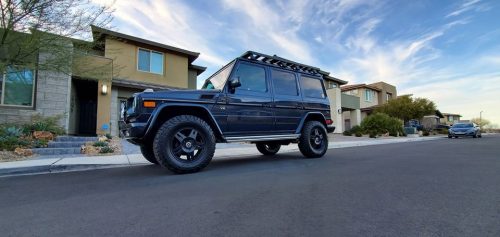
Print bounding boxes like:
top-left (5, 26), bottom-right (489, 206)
top-left (375, 95), bottom-right (436, 125)
top-left (471, 117), bottom-right (491, 129)
top-left (0, 0), bottom-right (114, 74)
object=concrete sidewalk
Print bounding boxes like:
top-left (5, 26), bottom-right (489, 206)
top-left (0, 135), bottom-right (444, 177)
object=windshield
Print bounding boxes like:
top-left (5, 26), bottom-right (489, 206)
top-left (452, 123), bottom-right (473, 128)
top-left (201, 62), bottom-right (235, 90)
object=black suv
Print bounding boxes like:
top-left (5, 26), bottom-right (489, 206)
top-left (124, 51), bottom-right (335, 173)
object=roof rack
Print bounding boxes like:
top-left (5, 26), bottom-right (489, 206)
top-left (240, 51), bottom-right (322, 76)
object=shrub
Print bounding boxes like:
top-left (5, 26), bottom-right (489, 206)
top-left (93, 141), bottom-right (108, 147)
top-left (423, 130), bottom-right (430, 136)
top-left (355, 132), bottom-right (363, 137)
top-left (25, 114), bottom-right (65, 135)
top-left (0, 136), bottom-right (30, 151)
top-left (99, 146), bottom-right (114, 154)
top-left (343, 130), bottom-right (352, 136)
top-left (31, 139), bottom-right (49, 148)
top-left (361, 113), bottom-right (403, 138)
top-left (350, 125), bottom-right (363, 134)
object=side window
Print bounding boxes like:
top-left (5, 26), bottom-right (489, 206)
top-left (272, 69), bottom-right (298, 96)
top-left (301, 76), bottom-right (325, 98)
top-left (234, 63), bottom-right (267, 93)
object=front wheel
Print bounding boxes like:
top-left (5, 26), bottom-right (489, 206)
top-left (298, 121), bottom-right (328, 158)
top-left (153, 115), bottom-right (216, 174)
top-left (256, 142), bottom-right (281, 156)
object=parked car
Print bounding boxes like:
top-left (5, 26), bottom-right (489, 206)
top-left (123, 51), bottom-right (335, 174)
top-left (435, 124), bottom-right (450, 130)
top-left (448, 123), bottom-right (481, 138)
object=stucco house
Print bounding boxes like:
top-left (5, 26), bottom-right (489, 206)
top-left (0, 26), bottom-right (206, 136)
top-left (339, 82), bottom-right (397, 130)
top-left (441, 113), bottom-right (462, 125)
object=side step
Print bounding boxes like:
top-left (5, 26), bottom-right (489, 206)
top-left (225, 134), bottom-right (300, 143)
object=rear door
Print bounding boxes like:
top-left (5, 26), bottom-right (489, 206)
top-left (270, 68), bottom-right (303, 133)
top-left (299, 75), bottom-right (330, 117)
top-left (225, 62), bottom-right (274, 136)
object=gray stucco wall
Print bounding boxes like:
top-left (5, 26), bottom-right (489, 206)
top-left (0, 52), bottom-right (71, 131)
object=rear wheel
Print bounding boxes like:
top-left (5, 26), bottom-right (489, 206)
top-left (298, 121), bottom-right (328, 158)
top-left (153, 115), bottom-right (216, 174)
top-left (256, 142), bottom-right (281, 156)
top-left (140, 144), bottom-right (158, 164)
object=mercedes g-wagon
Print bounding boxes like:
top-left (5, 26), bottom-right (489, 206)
top-left (123, 51), bottom-right (335, 174)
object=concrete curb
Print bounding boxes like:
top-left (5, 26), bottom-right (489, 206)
top-left (0, 136), bottom-right (445, 177)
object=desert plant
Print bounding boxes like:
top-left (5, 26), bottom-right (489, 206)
top-left (99, 146), bottom-right (114, 154)
top-left (0, 136), bottom-right (30, 151)
top-left (105, 133), bottom-right (113, 140)
top-left (93, 141), bottom-right (108, 147)
top-left (27, 114), bottom-right (66, 135)
top-left (3, 126), bottom-right (24, 137)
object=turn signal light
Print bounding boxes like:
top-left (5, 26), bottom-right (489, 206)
top-left (325, 119), bottom-right (333, 125)
top-left (143, 101), bottom-right (156, 108)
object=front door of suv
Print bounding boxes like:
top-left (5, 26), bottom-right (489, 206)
top-left (225, 62), bottom-right (274, 136)
top-left (270, 68), bottom-right (303, 133)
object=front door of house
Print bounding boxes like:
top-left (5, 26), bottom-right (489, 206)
top-left (79, 100), bottom-right (97, 135)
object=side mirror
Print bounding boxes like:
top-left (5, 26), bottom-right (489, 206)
top-left (229, 77), bottom-right (241, 89)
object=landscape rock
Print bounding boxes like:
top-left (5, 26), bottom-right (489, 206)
top-left (33, 131), bottom-right (54, 140)
top-left (14, 148), bottom-right (34, 156)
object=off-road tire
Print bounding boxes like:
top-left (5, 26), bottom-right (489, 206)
top-left (140, 144), bottom-right (158, 164)
top-left (153, 115), bottom-right (216, 174)
top-left (298, 121), bottom-right (328, 158)
top-left (256, 142), bottom-right (281, 156)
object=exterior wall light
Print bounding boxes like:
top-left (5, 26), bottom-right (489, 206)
top-left (101, 84), bottom-right (108, 95)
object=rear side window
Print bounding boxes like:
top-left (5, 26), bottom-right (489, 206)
top-left (271, 69), bottom-right (298, 96)
top-left (234, 63), bottom-right (267, 93)
top-left (301, 76), bottom-right (325, 98)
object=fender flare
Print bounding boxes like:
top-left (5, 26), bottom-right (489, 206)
top-left (295, 112), bottom-right (327, 134)
top-left (143, 103), bottom-right (224, 139)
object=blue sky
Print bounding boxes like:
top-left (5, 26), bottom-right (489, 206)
top-left (97, 0), bottom-right (500, 125)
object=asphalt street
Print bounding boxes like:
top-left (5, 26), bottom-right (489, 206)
top-left (1, 135), bottom-right (499, 237)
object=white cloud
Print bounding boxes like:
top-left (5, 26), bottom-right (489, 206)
top-left (98, 0), bottom-right (227, 66)
top-left (446, 0), bottom-right (482, 18)
top-left (221, 0), bottom-right (315, 64)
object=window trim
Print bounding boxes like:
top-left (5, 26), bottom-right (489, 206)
top-left (137, 48), bottom-right (164, 75)
top-left (1, 67), bottom-right (36, 108)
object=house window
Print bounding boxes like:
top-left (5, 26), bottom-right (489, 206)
top-left (326, 81), bottom-right (337, 89)
top-left (138, 48), bottom-right (164, 74)
top-left (1, 67), bottom-right (35, 107)
top-left (365, 89), bottom-right (373, 102)
top-left (386, 92), bottom-right (392, 101)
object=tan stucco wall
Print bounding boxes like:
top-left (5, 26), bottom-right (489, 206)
top-left (370, 82), bottom-right (397, 105)
top-left (96, 80), bottom-right (112, 135)
top-left (104, 38), bottom-right (188, 88)
top-left (326, 88), bottom-right (343, 133)
top-left (357, 88), bottom-right (379, 109)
